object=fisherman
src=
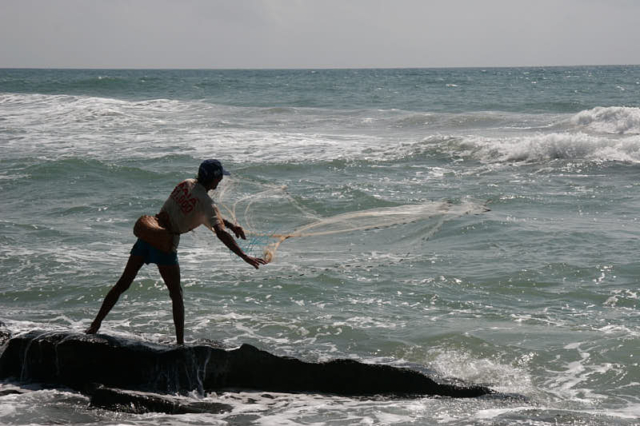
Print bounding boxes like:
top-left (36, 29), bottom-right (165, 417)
top-left (85, 159), bottom-right (266, 344)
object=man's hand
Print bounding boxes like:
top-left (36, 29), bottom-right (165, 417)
top-left (231, 224), bottom-right (247, 240)
top-left (243, 255), bottom-right (268, 269)
top-left (215, 223), bottom-right (266, 269)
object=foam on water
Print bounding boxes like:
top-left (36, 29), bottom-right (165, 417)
top-left (422, 132), bottom-right (640, 164)
top-left (571, 106), bottom-right (640, 135)
top-left (4, 92), bottom-right (640, 170)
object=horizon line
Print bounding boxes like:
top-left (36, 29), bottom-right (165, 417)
top-left (2, 63), bottom-right (640, 71)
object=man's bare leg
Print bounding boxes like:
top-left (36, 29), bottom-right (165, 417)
top-left (158, 264), bottom-right (184, 345)
top-left (85, 255), bottom-right (145, 334)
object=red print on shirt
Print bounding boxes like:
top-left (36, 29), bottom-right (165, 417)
top-left (170, 181), bottom-right (197, 214)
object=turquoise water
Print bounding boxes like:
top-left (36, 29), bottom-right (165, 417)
top-left (1, 67), bottom-right (640, 425)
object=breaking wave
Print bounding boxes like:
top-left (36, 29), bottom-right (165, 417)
top-left (421, 132), bottom-right (640, 164)
top-left (571, 106), bottom-right (640, 135)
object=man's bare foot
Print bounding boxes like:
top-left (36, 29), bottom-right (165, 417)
top-left (85, 323), bottom-right (100, 334)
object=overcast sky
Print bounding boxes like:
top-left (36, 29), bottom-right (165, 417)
top-left (2, 0), bottom-right (640, 69)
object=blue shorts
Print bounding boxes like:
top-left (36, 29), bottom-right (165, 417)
top-left (130, 239), bottom-right (179, 266)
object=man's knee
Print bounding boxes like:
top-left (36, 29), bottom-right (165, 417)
top-left (113, 280), bottom-right (133, 294)
top-left (163, 278), bottom-right (182, 300)
top-left (168, 285), bottom-right (183, 300)
top-left (158, 265), bottom-right (181, 297)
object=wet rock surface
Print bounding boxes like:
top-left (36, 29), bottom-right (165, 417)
top-left (90, 386), bottom-right (233, 414)
top-left (0, 330), bottom-right (494, 413)
top-left (0, 322), bottom-right (11, 348)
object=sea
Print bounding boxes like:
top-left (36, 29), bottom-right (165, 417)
top-left (1, 66), bottom-right (639, 425)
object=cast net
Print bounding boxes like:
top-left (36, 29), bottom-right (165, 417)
top-left (214, 179), bottom-right (488, 263)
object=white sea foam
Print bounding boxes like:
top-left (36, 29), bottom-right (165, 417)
top-left (6, 93), bottom-right (640, 169)
top-left (544, 342), bottom-right (627, 405)
top-left (0, 93), bottom-right (388, 164)
top-left (571, 106), bottom-right (640, 135)
top-left (442, 132), bottom-right (640, 164)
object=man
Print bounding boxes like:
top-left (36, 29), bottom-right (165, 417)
top-left (85, 159), bottom-right (266, 344)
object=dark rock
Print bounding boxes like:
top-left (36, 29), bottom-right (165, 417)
top-left (220, 344), bottom-right (490, 398)
top-left (0, 384), bottom-right (27, 397)
top-left (0, 321), bottom-right (11, 348)
top-left (90, 386), bottom-right (232, 414)
top-left (0, 330), bottom-right (493, 398)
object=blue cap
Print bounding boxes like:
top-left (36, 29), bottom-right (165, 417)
top-left (198, 159), bottom-right (230, 183)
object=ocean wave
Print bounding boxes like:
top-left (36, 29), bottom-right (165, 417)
top-left (389, 111), bottom-right (546, 131)
top-left (421, 132), bottom-right (640, 164)
top-left (0, 92), bottom-right (193, 116)
top-left (571, 106), bottom-right (640, 135)
top-left (4, 92), bottom-right (640, 168)
top-left (0, 93), bottom-right (215, 160)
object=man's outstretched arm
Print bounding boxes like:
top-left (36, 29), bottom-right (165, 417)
top-left (213, 223), bottom-right (267, 269)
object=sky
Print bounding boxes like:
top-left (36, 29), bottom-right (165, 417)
top-left (1, 0), bottom-right (640, 69)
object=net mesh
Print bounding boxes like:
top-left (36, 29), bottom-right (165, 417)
top-left (215, 179), bottom-right (488, 263)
